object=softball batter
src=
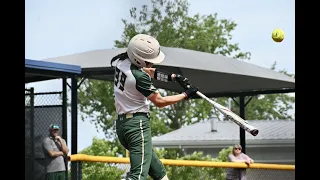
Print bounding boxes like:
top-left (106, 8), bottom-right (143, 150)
top-left (111, 34), bottom-right (198, 180)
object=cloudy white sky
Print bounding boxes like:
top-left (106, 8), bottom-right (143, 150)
top-left (25, 0), bottom-right (295, 152)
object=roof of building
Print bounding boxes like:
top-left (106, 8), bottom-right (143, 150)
top-left (25, 59), bottom-right (82, 83)
top-left (152, 119), bottom-right (295, 148)
top-left (41, 47), bottom-right (295, 97)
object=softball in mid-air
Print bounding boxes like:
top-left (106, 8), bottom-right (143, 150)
top-left (272, 29), bottom-right (285, 42)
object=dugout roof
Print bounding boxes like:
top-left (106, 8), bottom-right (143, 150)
top-left (25, 59), bottom-right (82, 83)
top-left (41, 47), bottom-right (295, 97)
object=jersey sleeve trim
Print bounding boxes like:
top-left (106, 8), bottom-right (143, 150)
top-left (136, 72), bottom-right (157, 97)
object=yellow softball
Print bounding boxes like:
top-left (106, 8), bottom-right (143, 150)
top-left (272, 29), bottom-right (285, 42)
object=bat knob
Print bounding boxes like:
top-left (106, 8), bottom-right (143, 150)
top-left (251, 129), bottom-right (259, 136)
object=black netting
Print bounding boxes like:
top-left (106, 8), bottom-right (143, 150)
top-left (25, 88), bottom-right (34, 180)
top-left (247, 168), bottom-right (295, 180)
top-left (25, 90), bottom-right (64, 180)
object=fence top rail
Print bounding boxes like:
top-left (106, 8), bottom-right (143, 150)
top-left (25, 91), bottom-right (63, 96)
top-left (68, 154), bottom-right (295, 171)
top-left (25, 88), bottom-right (33, 92)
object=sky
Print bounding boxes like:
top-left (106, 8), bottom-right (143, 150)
top-left (25, 0), bottom-right (295, 153)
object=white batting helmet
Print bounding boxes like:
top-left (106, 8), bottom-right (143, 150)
top-left (127, 34), bottom-right (165, 68)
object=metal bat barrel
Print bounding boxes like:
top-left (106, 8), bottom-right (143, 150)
top-left (250, 129), bottom-right (259, 136)
top-left (196, 91), bottom-right (259, 136)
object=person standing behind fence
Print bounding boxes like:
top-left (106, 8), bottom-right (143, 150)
top-left (42, 124), bottom-right (69, 180)
top-left (226, 144), bottom-right (254, 180)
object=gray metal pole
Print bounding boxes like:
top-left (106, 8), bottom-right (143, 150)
top-left (62, 78), bottom-right (68, 142)
top-left (30, 88), bottom-right (35, 180)
top-left (239, 96), bottom-right (246, 154)
top-left (62, 78), bottom-right (68, 180)
top-left (71, 77), bottom-right (79, 180)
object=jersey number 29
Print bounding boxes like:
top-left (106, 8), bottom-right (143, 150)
top-left (114, 67), bottom-right (127, 91)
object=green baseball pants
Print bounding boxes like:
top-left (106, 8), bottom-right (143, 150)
top-left (45, 171), bottom-right (65, 180)
top-left (116, 112), bottom-right (167, 180)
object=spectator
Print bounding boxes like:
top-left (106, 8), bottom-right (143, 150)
top-left (226, 144), bottom-right (254, 180)
top-left (42, 124), bottom-right (69, 180)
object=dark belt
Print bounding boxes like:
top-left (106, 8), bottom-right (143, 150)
top-left (117, 112), bottom-right (149, 120)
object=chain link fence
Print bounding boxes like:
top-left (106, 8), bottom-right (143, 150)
top-left (69, 160), bottom-right (294, 180)
top-left (25, 89), bottom-right (65, 180)
top-left (25, 88), bottom-right (34, 180)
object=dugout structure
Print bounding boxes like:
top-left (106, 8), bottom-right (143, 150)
top-left (25, 59), bottom-right (81, 180)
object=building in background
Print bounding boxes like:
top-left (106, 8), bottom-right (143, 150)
top-left (152, 118), bottom-right (295, 165)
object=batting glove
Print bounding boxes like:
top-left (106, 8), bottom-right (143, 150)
top-left (183, 85), bottom-right (199, 99)
top-left (175, 74), bottom-right (191, 90)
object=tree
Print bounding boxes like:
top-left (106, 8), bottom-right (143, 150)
top-left (225, 61), bottom-right (295, 120)
top-left (161, 151), bottom-right (225, 180)
top-left (78, 0), bottom-right (295, 159)
top-left (72, 137), bottom-right (126, 180)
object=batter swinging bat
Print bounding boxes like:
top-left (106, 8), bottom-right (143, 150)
top-left (196, 91), bottom-right (259, 136)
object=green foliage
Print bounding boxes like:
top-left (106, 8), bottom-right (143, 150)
top-left (153, 147), bottom-right (168, 159)
top-left (153, 151), bottom-right (226, 180)
top-left (227, 62), bottom-right (295, 120)
top-left (115, 0), bottom-right (250, 59)
top-left (81, 165), bottom-right (125, 180)
top-left (80, 137), bottom-right (121, 156)
top-left (78, 80), bottom-right (116, 139)
top-left (216, 146), bottom-right (233, 162)
top-left (75, 137), bottom-right (126, 180)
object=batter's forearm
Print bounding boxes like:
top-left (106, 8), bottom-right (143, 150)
top-left (153, 94), bottom-right (186, 108)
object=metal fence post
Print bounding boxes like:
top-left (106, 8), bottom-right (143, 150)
top-left (71, 77), bottom-right (80, 180)
top-left (62, 78), bottom-right (68, 180)
top-left (30, 88), bottom-right (35, 180)
top-left (239, 96), bottom-right (246, 154)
